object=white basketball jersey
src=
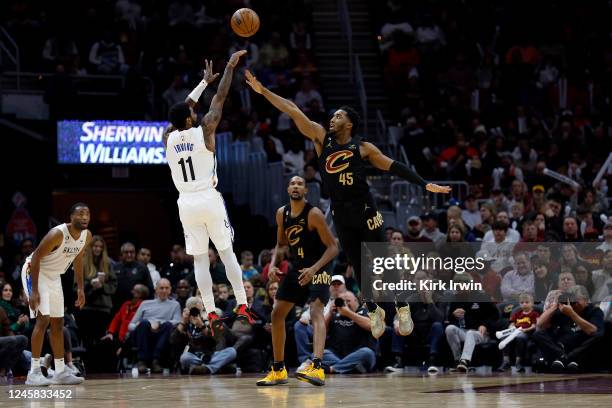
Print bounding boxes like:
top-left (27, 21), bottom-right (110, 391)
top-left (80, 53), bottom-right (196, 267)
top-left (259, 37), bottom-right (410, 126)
top-left (166, 126), bottom-right (217, 193)
top-left (27, 224), bottom-right (88, 278)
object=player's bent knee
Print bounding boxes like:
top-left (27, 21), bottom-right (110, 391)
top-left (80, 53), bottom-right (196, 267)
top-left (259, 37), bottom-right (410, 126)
top-left (36, 315), bottom-right (51, 327)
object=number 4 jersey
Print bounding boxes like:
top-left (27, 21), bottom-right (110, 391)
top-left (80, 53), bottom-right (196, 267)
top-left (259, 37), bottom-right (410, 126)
top-left (166, 126), bottom-right (217, 193)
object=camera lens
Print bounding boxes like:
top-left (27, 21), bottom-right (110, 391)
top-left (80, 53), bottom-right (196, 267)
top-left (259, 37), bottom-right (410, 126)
top-left (189, 307), bottom-right (200, 317)
top-left (334, 298), bottom-right (344, 307)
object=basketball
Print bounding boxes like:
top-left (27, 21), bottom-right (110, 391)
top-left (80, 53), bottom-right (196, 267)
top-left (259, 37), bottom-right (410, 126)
top-left (231, 8), bottom-right (260, 37)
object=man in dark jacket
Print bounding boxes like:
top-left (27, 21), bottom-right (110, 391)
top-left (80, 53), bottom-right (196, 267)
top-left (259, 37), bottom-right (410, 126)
top-left (112, 242), bottom-right (153, 312)
top-left (444, 275), bottom-right (499, 372)
top-left (0, 307), bottom-right (29, 380)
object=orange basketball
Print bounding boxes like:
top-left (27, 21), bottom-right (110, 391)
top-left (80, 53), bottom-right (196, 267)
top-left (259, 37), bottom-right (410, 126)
top-left (231, 8), bottom-right (260, 38)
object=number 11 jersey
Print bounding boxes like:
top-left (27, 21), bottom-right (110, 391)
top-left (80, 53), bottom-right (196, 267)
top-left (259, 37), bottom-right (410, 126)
top-left (166, 126), bottom-right (218, 193)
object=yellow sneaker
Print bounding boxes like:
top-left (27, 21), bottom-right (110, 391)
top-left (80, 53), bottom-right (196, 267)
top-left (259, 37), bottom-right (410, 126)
top-left (368, 305), bottom-right (386, 339)
top-left (295, 363), bottom-right (325, 386)
top-left (256, 367), bottom-right (289, 386)
top-left (396, 304), bottom-right (414, 336)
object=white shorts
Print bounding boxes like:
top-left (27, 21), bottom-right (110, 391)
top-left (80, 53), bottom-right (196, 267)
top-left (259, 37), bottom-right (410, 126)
top-left (178, 189), bottom-right (234, 255)
top-left (21, 262), bottom-right (65, 318)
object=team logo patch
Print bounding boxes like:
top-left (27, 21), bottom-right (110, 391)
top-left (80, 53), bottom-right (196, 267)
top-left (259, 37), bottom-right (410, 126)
top-left (349, 144), bottom-right (356, 150)
top-left (325, 150), bottom-right (353, 174)
top-left (285, 225), bottom-right (303, 246)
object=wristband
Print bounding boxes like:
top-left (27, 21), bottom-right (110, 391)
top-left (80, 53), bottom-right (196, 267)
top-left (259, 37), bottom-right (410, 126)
top-left (188, 80), bottom-right (208, 102)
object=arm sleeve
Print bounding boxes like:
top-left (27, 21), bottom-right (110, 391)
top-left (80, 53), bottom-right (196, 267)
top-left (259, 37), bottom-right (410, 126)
top-left (128, 303), bottom-right (145, 332)
top-left (107, 304), bottom-right (123, 334)
top-left (389, 161), bottom-right (428, 187)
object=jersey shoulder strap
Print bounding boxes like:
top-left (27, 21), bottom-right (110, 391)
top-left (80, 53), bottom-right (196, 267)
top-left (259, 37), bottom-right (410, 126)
top-left (282, 205), bottom-right (291, 227)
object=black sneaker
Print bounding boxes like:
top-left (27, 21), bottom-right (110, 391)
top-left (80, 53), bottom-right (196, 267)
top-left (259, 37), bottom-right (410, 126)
top-left (427, 355), bottom-right (439, 374)
top-left (189, 364), bottom-right (211, 375)
top-left (456, 359), bottom-right (469, 373)
top-left (384, 356), bottom-right (404, 373)
top-left (551, 360), bottom-right (565, 372)
top-left (516, 363), bottom-right (525, 373)
top-left (496, 362), bottom-right (512, 372)
top-left (567, 361), bottom-right (579, 372)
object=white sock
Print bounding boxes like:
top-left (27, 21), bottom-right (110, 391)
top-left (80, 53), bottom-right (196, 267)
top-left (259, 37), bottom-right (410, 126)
top-left (31, 358), bottom-right (40, 371)
top-left (218, 247), bottom-right (247, 305)
top-left (194, 254), bottom-right (216, 313)
top-left (55, 358), bottom-right (65, 374)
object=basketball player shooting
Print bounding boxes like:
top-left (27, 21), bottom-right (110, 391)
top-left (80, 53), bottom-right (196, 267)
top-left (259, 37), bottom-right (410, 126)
top-left (257, 176), bottom-right (338, 387)
top-left (245, 70), bottom-right (451, 338)
top-left (164, 50), bottom-right (256, 338)
top-left (23, 203), bottom-right (92, 386)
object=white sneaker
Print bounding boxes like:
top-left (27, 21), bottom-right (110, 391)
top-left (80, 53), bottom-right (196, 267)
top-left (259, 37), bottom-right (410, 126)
top-left (368, 305), bottom-right (386, 339)
top-left (26, 368), bottom-right (52, 386)
top-left (51, 368), bottom-right (84, 385)
top-left (297, 359), bottom-right (312, 372)
top-left (67, 362), bottom-right (81, 376)
top-left (396, 305), bottom-right (414, 336)
top-left (495, 328), bottom-right (515, 340)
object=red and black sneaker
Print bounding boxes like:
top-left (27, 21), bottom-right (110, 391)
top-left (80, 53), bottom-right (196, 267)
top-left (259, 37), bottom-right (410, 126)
top-left (234, 304), bottom-right (257, 325)
top-left (208, 312), bottom-right (224, 340)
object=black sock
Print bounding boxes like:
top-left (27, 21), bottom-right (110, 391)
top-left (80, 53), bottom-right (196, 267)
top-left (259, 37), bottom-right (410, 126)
top-left (273, 361), bottom-right (285, 371)
top-left (365, 301), bottom-right (378, 311)
top-left (312, 358), bottom-right (322, 369)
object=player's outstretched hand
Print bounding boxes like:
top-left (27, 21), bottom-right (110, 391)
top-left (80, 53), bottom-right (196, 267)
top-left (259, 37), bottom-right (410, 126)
top-left (425, 183), bottom-right (452, 194)
top-left (228, 49), bottom-right (247, 67)
top-left (245, 70), bottom-right (263, 94)
top-left (203, 59), bottom-right (219, 84)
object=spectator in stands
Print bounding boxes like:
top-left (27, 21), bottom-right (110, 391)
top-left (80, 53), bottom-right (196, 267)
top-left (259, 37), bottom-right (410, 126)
top-left (41, 29), bottom-right (79, 71)
top-left (175, 279), bottom-right (193, 309)
top-left (405, 216), bottom-right (432, 243)
top-left (162, 75), bottom-right (190, 108)
top-left (240, 251), bottom-right (259, 281)
top-left (415, 14), bottom-right (445, 52)
top-left (420, 213), bottom-right (445, 245)
top-left (292, 52), bottom-right (318, 80)
top-left (509, 180), bottom-right (533, 214)
top-left (497, 293), bottom-right (539, 372)
top-left (113, 242), bottom-right (154, 310)
top-left (573, 264), bottom-right (595, 298)
top-left (461, 195), bottom-right (481, 231)
top-left (445, 275), bottom-right (499, 372)
top-left (483, 212), bottom-right (520, 243)
top-left (78, 235), bottom-right (117, 352)
top-left (562, 216), bottom-right (583, 242)
top-left (262, 247), bottom-right (290, 283)
top-left (390, 230), bottom-right (404, 247)
top-left (560, 244), bottom-right (589, 273)
top-left (323, 291), bottom-right (376, 374)
top-left (534, 258), bottom-right (557, 302)
top-left (592, 251), bottom-right (612, 302)
top-left (437, 133), bottom-right (479, 180)
top-left (137, 247), bottom-right (161, 287)
top-left (386, 270), bottom-right (445, 374)
top-left (101, 283), bottom-right (148, 349)
top-left (294, 77), bottom-right (324, 112)
top-left (160, 244), bottom-right (194, 288)
top-left (282, 140), bottom-right (305, 176)
top-left (207, 248), bottom-right (228, 285)
top-left (9, 238), bottom-right (34, 284)
top-left (0, 307), bottom-right (29, 382)
top-left (479, 221), bottom-right (515, 273)
top-left (0, 283), bottom-right (30, 335)
top-left (534, 285), bottom-right (604, 372)
top-left (531, 185), bottom-right (547, 214)
top-left (174, 297), bottom-right (237, 375)
top-left (519, 221), bottom-right (540, 243)
top-left (289, 21), bottom-right (312, 52)
top-left (215, 283), bottom-right (231, 312)
top-left (501, 253), bottom-right (535, 302)
top-left (88, 29), bottom-right (126, 74)
top-left (167, 0), bottom-right (194, 27)
top-left (260, 31), bottom-right (289, 68)
top-left (473, 202), bottom-right (495, 239)
top-left (129, 278), bottom-right (181, 373)
top-left (510, 202), bottom-right (526, 232)
top-left (229, 38), bottom-right (259, 68)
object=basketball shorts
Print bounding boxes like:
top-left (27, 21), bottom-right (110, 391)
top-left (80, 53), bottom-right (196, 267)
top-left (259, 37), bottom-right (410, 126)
top-left (178, 188), bottom-right (234, 255)
top-left (276, 266), bottom-right (331, 307)
top-left (21, 261), bottom-right (65, 318)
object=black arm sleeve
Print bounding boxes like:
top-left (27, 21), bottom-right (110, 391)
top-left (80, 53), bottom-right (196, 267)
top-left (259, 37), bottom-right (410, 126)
top-left (389, 161), bottom-right (428, 187)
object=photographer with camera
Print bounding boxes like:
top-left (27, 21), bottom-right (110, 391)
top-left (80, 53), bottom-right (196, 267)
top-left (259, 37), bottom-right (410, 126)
top-left (321, 291), bottom-right (376, 374)
top-left (172, 297), bottom-right (237, 375)
top-left (534, 285), bottom-right (604, 372)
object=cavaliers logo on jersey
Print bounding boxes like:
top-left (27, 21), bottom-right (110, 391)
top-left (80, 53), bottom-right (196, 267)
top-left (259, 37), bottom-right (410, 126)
top-left (285, 225), bottom-right (303, 246)
top-left (325, 150), bottom-right (353, 174)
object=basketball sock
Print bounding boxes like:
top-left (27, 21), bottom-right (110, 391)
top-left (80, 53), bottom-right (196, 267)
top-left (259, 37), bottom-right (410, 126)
top-left (273, 361), bottom-right (285, 371)
top-left (55, 358), bottom-right (65, 374)
top-left (31, 358), bottom-right (40, 371)
top-left (194, 254), bottom-right (216, 313)
top-left (312, 358), bottom-right (322, 369)
top-left (218, 247), bottom-right (248, 305)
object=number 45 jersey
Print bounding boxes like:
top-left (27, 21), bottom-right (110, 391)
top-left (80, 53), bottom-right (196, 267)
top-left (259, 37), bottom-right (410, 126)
top-left (166, 126), bottom-right (218, 193)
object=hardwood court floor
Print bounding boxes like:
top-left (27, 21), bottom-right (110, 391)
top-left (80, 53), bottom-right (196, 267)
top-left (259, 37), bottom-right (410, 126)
top-left (2, 373), bottom-right (612, 407)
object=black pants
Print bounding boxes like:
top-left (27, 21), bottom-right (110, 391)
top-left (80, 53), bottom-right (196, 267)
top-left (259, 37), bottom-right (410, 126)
top-left (332, 199), bottom-right (385, 285)
top-left (0, 335), bottom-right (28, 371)
top-left (533, 329), bottom-right (604, 365)
top-left (134, 321), bottom-right (174, 362)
